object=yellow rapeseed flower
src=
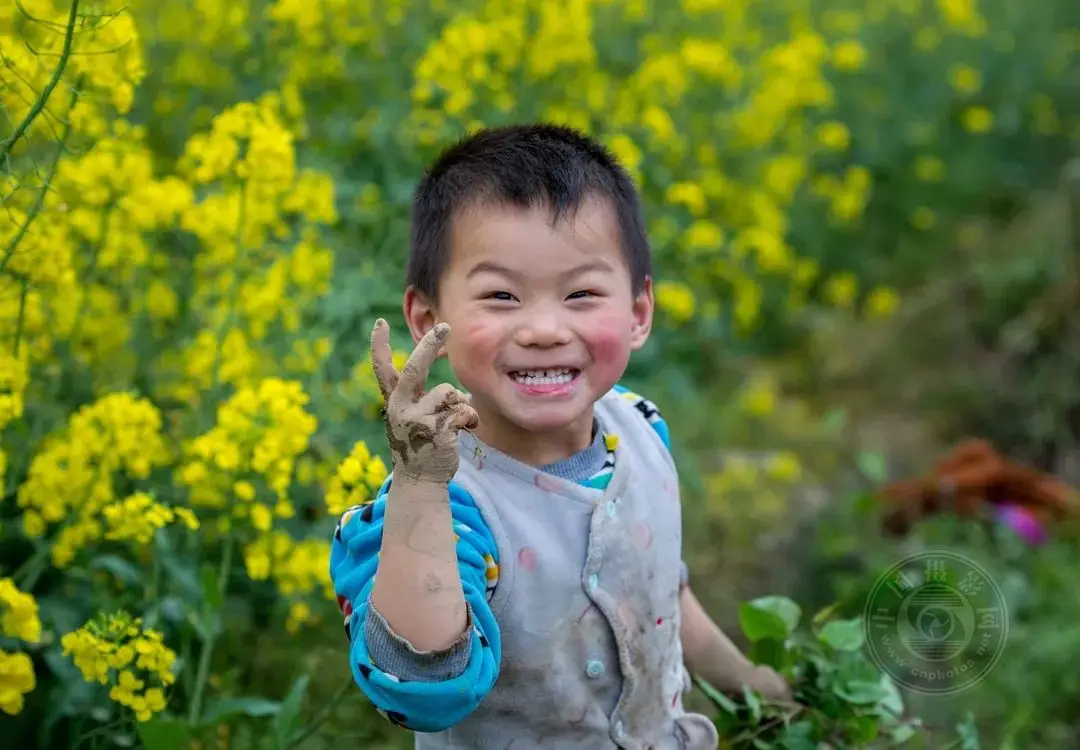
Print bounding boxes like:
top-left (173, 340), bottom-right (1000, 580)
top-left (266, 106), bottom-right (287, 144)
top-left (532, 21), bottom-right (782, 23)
top-left (865, 286), bottom-right (902, 319)
top-left (962, 106), bottom-right (994, 133)
top-left (831, 40), bottom-right (867, 71)
top-left (740, 375), bottom-right (778, 417)
top-left (913, 154), bottom-right (946, 182)
top-left (816, 121), bottom-right (851, 150)
top-left (910, 206), bottom-right (937, 230)
top-left (325, 441), bottom-right (390, 516)
top-left (947, 64), bottom-right (982, 95)
top-left (655, 281), bottom-right (697, 324)
top-left (824, 272), bottom-right (859, 310)
top-left (0, 650), bottom-right (35, 716)
top-left (764, 452), bottom-right (803, 483)
top-left (0, 580), bottom-right (41, 644)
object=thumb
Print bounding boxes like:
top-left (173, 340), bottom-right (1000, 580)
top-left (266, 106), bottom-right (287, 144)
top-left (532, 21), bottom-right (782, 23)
top-left (448, 404), bottom-right (479, 431)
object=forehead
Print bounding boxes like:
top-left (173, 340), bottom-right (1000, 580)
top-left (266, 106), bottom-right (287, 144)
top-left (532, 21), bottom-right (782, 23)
top-left (445, 198), bottom-right (627, 278)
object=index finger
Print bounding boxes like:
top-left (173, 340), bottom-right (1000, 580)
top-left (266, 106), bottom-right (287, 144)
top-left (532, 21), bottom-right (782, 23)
top-left (398, 322), bottom-right (450, 398)
top-left (370, 318), bottom-right (400, 400)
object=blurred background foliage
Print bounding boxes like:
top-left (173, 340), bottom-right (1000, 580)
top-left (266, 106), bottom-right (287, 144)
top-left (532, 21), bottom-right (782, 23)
top-left (1, 0), bottom-right (1078, 747)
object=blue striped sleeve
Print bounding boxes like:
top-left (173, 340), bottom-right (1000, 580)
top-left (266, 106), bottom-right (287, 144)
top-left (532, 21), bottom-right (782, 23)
top-left (612, 383), bottom-right (673, 452)
top-left (329, 477), bottom-right (501, 732)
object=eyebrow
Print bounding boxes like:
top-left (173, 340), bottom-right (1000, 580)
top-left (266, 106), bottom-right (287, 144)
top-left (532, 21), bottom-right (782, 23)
top-left (465, 260), bottom-right (613, 281)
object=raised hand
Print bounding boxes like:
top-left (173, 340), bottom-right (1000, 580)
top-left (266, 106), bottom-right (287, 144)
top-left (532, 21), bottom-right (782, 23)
top-left (370, 319), bottom-right (479, 484)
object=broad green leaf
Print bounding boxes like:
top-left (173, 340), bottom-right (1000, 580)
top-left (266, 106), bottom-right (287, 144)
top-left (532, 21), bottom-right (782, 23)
top-left (695, 676), bottom-right (740, 714)
top-left (136, 717), bottom-right (193, 750)
top-left (740, 596), bottom-right (800, 642)
top-left (749, 596), bottom-right (802, 633)
top-left (274, 674), bottom-right (311, 748)
top-left (741, 684), bottom-right (762, 723)
top-left (878, 675), bottom-right (905, 716)
top-left (739, 604), bottom-right (788, 643)
top-left (845, 714), bottom-right (881, 743)
top-left (956, 712), bottom-right (981, 750)
top-left (835, 679), bottom-right (889, 705)
top-left (890, 723), bottom-right (919, 745)
top-left (818, 618), bottom-right (866, 652)
top-left (201, 562), bottom-right (225, 611)
top-left (90, 555), bottom-right (146, 587)
top-left (201, 697), bottom-right (282, 726)
top-left (856, 451), bottom-right (888, 483)
top-left (749, 637), bottom-right (788, 671)
top-left (779, 720), bottom-right (816, 750)
top-left (812, 603), bottom-right (838, 626)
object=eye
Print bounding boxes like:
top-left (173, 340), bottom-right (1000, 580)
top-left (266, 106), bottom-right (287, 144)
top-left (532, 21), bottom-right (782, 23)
top-left (566, 290), bottom-right (597, 300)
top-left (484, 291), bottom-right (517, 302)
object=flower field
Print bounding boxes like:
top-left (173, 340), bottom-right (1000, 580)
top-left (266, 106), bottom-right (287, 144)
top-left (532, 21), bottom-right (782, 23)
top-left (1, 0), bottom-right (1077, 747)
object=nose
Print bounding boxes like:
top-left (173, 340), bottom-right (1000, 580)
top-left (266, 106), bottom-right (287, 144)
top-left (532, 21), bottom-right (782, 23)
top-left (513, 309), bottom-right (572, 348)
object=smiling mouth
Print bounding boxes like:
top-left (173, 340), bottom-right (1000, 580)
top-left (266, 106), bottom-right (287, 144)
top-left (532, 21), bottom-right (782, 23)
top-left (507, 368), bottom-right (581, 386)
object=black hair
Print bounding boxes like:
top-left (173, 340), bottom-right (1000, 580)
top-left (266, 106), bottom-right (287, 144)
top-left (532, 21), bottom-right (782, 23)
top-left (407, 123), bottom-right (651, 301)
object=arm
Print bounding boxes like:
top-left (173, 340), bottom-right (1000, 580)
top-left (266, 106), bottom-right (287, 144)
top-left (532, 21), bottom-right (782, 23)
top-left (608, 385), bottom-right (791, 702)
top-left (329, 319), bottom-right (500, 732)
top-left (371, 473), bottom-right (469, 651)
top-left (679, 585), bottom-right (790, 701)
top-left (330, 479), bottom-right (501, 731)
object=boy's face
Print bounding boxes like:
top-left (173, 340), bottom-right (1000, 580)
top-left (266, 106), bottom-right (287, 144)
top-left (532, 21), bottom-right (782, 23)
top-left (403, 198), bottom-right (653, 463)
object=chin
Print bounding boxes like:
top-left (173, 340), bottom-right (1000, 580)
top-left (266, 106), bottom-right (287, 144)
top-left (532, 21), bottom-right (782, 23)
top-left (506, 405), bottom-right (591, 434)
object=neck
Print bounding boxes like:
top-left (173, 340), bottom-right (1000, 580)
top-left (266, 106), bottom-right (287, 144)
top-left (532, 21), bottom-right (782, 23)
top-left (471, 407), bottom-right (595, 467)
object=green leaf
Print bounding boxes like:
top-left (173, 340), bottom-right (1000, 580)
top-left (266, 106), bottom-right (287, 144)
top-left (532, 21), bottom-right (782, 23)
top-left (835, 679), bottom-right (889, 705)
top-left (739, 596), bottom-right (801, 642)
top-left (201, 697), bottom-right (282, 727)
top-left (752, 596), bottom-right (802, 633)
top-left (956, 711), bottom-right (981, 750)
top-left (90, 555), bottom-right (146, 587)
top-left (818, 618), bottom-right (866, 652)
top-left (812, 603), bottom-right (838, 626)
top-left (136, 716), bottom-right (193, 750)
top-left (823, 407), bottom-right (848, 435)
top-left (274, 674), bottom-right (311, 748)
top-left (694, 676), bottom-right (739, 714)
top-left (741, 684), bottom-right (762, 723)
top-left (856, 451), bottom-right (888, 483)
top-left (749, 637), bottom-right (788, 671)
top-left (877, 675), bottom-right (905, 716)
top-left (739, 605), bottom-right (788, 643)
top-left (845, 714), bottom-right (881, 743)
top-left (890, 723), bottom-right (919, 745)
top-left (154, 534), bottom-right (202, 600)
top-left (779, 721), bottom-right (817, 750)
top-left (201, 562), bottom-right (225, 611)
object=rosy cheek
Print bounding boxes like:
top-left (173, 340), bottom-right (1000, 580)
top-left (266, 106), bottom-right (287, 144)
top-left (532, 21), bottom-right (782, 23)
top-left (447, 316), bottom-right (504, 383)
top-left (580, 310), bottom-right (632, 365)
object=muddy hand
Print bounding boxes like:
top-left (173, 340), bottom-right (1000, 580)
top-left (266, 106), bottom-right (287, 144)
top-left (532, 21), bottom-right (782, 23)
top-left (370, 319), bottom-right (479, 484)
top-left (750, 666), bottom-right (793, 703)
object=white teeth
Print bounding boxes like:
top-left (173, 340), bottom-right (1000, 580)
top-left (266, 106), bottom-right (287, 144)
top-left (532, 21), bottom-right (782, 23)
top-left (510, 369), bottom-right (576, 385)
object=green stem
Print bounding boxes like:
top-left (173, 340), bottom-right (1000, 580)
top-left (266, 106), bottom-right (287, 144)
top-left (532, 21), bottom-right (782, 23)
top-left (1, 81), bottom-right (81, 274)
top-left (66, 203), bottom-right (113, 348)
top-left (0, 0), bottom-right (80, 165)
top-left (12, 276), bottom-right (28, 357)
top-left (286, 676), bottom-right (354, 749)
top-left (200, 178), bottom-right (247, 429)
top-left (10, 540), bottom-right (50, 588)
top-left (187, 532), bottom-right (234, 725)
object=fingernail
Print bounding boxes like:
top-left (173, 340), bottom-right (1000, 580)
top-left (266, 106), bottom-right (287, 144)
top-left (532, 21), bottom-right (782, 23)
top-left (374, 318), bottom-right (386, 329)
top-left (434, 322), bottom-right (450, 338)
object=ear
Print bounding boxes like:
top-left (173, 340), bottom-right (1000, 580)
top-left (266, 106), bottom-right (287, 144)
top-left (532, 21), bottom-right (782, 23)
top-left (402, 286), bottom-right (445, 353)
top-left (629, 276), bottom-right (654, 351)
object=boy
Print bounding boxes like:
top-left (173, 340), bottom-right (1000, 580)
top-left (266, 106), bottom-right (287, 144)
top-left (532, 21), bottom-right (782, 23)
top-left (329, 124), bottom-right (790, 749)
